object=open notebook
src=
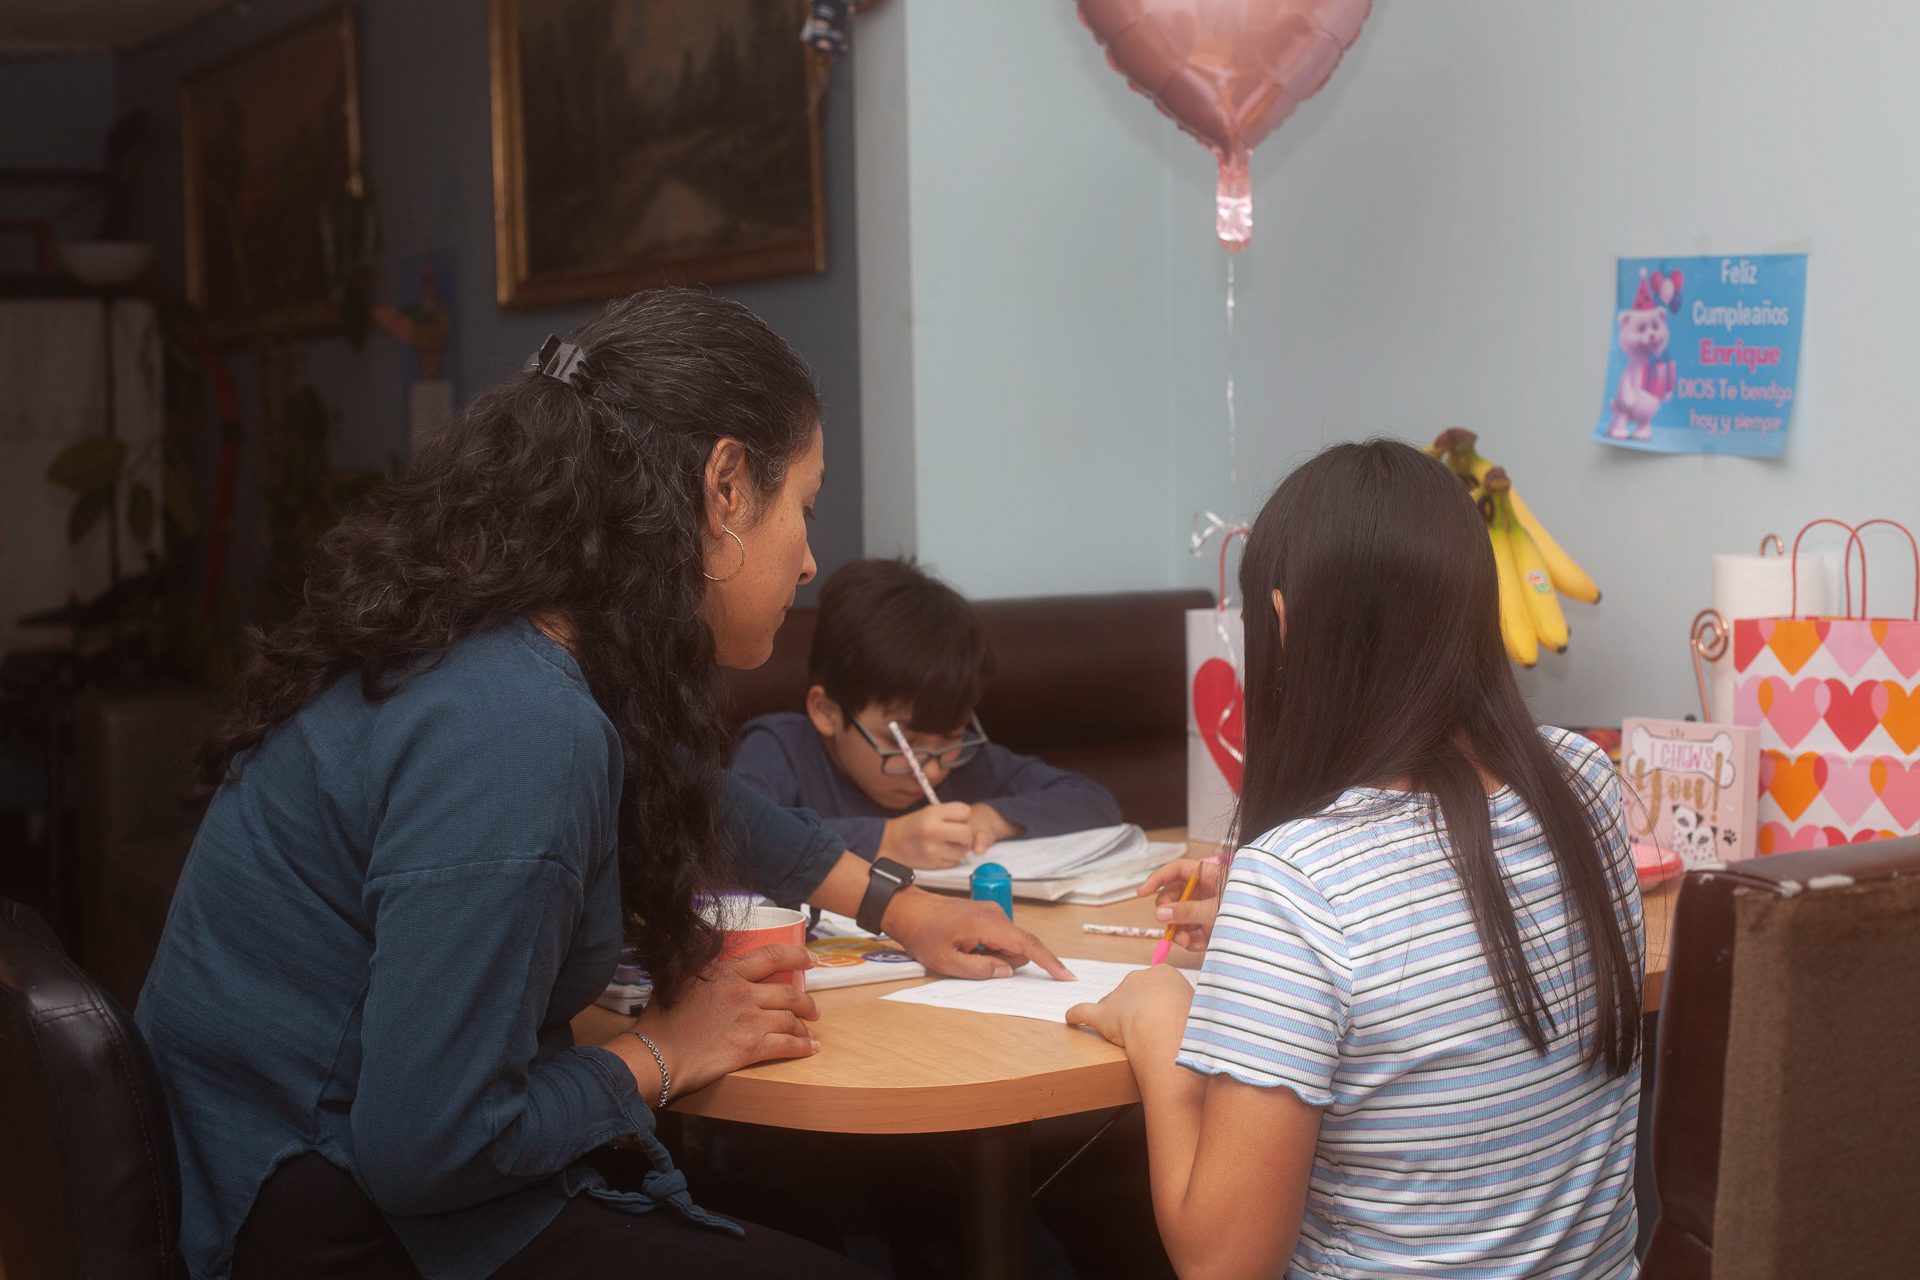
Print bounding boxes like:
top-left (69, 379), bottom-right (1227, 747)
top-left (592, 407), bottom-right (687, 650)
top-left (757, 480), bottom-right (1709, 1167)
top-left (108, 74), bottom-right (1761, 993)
top-left (913, 824), bottom-right (1185, 904)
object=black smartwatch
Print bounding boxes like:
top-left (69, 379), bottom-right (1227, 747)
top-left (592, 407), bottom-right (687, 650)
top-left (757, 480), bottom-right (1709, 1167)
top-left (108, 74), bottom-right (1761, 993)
top-left (857, 857), bottom-right (916, 935)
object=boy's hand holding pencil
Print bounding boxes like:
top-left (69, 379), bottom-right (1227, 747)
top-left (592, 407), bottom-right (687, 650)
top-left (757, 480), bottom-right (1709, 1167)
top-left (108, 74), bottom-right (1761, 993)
top-left (1138, 853), bottom-right (1229, 955)
top-left (880, 803), bottom-right (977, 868)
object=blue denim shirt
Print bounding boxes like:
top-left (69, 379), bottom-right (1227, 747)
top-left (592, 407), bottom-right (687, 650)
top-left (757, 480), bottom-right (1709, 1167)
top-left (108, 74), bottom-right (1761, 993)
top-left (136, 620), bottom-right (844, 1279)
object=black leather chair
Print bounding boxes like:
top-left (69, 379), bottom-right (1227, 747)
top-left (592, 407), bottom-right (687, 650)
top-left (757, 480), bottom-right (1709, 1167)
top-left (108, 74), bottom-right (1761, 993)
top-left (0, 896), bottom-right (183, 1279)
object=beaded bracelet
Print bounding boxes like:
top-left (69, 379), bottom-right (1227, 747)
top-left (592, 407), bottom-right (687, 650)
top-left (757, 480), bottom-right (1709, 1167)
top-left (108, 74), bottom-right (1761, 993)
top-left (623, 1029), bottom-right (671, 1110)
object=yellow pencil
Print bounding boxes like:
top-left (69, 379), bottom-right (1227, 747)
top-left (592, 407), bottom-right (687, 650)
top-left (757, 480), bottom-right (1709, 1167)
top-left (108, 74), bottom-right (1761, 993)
top-left (1151, 870), bottom-right (1201, 965)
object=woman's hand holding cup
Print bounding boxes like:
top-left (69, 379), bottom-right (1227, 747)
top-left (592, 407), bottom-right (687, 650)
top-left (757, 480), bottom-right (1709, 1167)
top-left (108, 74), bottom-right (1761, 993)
top-left (622, 902), bottom-right (820, 1102)
top-left (630, 942), bottom-right (821, 1101)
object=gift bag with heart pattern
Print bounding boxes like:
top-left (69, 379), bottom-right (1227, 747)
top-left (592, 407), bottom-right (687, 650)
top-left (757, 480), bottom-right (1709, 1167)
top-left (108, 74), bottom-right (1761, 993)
top-left (1732, 519), bottom-right (1920, 854)
top-left (1187, 606), bottom-right (1244, 844)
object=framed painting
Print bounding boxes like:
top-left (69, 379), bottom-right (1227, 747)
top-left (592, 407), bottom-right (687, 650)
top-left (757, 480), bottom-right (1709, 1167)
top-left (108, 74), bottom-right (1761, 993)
top-left (180, 4), bottom-right (364, 339)
top-left (489, 0), bottom-right (826, 307)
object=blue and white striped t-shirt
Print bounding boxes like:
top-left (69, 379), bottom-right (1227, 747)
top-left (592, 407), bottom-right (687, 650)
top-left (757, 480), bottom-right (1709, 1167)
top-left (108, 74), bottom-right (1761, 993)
top-left (1178, 727), bottom-right (1642, 1280)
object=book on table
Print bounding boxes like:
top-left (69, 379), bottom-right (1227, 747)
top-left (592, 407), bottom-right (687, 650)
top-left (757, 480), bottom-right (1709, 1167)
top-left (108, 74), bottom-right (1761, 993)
top-left (803, 910), bottom-right (927, 989)
top-left (912, 824), bottom-right (1185, 904)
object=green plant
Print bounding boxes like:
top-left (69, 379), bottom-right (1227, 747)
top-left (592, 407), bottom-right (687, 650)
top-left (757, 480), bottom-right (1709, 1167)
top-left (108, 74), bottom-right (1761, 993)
top-left (45, 432), bottom-right (198, 551)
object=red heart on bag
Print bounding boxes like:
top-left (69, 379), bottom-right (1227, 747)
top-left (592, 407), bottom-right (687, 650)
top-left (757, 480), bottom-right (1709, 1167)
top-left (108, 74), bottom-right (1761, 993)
top-left (1823, 679), bottom-right (1889, 752)
top-left (1191, 657), bottom-right (1245, 795)
top-left (1732, 619), bottom-right (1767, 673)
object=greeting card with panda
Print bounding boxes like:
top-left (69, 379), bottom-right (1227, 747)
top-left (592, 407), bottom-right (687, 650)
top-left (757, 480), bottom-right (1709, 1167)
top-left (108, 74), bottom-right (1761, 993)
top-left (1620, 718), bottom-right (1761, 875)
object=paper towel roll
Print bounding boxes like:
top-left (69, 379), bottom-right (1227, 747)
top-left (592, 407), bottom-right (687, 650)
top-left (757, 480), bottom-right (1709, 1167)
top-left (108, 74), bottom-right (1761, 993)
top-left (1708, 552), bottom-right (1840, 721)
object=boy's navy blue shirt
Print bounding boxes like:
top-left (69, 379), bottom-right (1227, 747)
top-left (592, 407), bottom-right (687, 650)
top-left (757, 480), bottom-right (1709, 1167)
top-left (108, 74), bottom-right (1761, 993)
top-left (136, 620), bottom-right (843, 1280)
top-left (730, 711), bottom-right (1124, 859)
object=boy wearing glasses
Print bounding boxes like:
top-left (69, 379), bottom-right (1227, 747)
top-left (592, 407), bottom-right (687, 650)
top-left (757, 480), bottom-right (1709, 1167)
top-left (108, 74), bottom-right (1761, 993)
top-left (731, 558), bottom-right (1122, 868)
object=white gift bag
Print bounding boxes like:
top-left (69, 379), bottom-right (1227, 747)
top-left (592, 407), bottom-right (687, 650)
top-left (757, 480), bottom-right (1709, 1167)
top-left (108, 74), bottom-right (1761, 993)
top-left (1186, 606), bottom-right (1244, 844)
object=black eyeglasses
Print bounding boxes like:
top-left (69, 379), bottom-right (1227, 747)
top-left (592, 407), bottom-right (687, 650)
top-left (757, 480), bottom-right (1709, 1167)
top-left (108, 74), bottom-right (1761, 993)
top-left (850, 715), bottom-right (990, 777)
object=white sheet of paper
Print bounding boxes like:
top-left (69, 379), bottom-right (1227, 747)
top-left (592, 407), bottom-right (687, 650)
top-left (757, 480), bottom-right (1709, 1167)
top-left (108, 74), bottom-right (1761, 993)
top-left (880, 957), bottom-right (1193, 1023)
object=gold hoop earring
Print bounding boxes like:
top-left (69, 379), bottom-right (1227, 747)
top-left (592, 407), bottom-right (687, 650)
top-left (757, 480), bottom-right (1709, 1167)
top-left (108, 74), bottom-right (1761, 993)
top-left (702, 526), bottom-right (747, 583)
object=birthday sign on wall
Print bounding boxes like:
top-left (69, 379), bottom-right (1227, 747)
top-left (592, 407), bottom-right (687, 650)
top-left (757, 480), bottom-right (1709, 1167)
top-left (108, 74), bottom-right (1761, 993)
top-left (1593, 253), bottom-right (1809, 458)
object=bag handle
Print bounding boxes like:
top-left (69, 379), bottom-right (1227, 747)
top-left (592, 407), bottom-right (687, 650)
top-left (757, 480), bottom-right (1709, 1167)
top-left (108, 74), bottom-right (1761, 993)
top-left (1789, 518), bottom-right (1920, 620)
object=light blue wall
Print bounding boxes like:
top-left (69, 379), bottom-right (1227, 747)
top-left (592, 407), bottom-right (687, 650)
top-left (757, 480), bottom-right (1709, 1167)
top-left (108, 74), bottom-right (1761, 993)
top-left (1162, 0), bottom-right (1920, 726)
top-left (860, 0), bottom-right (1920, 727)
top-left (106, 0), bottom-right (864, 602)
top-left (853, 0), bottom-right (1182, 595)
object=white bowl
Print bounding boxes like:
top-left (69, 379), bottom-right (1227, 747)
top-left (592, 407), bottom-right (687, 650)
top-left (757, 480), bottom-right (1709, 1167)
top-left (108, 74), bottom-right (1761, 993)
top-left (57, 241), bottom-right (155, 286)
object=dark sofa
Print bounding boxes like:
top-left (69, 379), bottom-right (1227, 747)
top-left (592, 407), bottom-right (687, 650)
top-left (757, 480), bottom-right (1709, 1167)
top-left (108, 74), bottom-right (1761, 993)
top-left (723, 588), bottom-right (1207, 830)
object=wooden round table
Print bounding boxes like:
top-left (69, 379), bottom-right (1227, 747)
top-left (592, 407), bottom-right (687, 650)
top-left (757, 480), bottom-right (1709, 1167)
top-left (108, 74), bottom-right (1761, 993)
top-left (574, 837), bottom-right (1677, 1278)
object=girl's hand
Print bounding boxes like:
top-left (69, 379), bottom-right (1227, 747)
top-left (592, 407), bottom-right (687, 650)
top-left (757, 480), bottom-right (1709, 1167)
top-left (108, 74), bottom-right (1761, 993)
top-left (881, 803), bottom-right (976, 868)
top-left (629, 944), bottom-right (820, 1099)
top-left (1065, 964), bottom-right (1194, 1050)
top-left (1137, 855), bottom-right (1228, 953)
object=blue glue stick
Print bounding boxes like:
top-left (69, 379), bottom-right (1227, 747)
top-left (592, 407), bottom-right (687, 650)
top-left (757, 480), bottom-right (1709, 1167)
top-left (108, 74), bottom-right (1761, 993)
top-left (970, 862), bottom-right (1013, 920)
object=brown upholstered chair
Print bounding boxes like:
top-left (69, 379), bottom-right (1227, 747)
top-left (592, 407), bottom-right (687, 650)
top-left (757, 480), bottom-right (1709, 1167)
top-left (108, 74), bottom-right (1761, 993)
top-left (723, 589), bottom-right (1210, 829)
top-left (1643, 835), bottom-right (1920, 1279)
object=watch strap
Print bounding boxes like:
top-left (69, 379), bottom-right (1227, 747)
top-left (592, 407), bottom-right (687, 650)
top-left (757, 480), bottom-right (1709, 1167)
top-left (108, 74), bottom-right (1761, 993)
top-left (857, 857), bottom-right (913, 935)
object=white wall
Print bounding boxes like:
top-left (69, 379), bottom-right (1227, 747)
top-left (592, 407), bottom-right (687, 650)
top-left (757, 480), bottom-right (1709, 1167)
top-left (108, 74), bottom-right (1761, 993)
top-left (860, 0), bottom-right (1920, 726)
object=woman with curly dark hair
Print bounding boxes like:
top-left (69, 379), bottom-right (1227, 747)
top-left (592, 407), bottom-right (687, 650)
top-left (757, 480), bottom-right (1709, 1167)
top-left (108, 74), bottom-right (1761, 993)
top-left (136, 290), bottom-right (1065, 1280)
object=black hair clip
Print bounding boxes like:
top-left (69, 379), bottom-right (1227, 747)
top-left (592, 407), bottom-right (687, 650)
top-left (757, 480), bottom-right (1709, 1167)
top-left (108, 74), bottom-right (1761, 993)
top-left (524, 334), bottom-right (593, 391)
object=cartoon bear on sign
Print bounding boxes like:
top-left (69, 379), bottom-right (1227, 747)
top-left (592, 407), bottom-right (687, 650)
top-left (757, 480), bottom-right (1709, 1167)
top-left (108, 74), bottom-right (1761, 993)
top-left (1606, 268), bottom-right (1678, 441)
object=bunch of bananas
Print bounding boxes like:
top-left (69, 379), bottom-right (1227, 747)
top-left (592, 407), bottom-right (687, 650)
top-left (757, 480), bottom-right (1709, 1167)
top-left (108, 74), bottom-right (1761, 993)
top-left (1425, 429), bottom-right (1601, 668)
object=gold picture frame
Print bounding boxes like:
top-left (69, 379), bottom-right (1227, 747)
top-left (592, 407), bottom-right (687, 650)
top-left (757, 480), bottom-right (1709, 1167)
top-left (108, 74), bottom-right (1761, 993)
top-left (180, 4), bottom-right (364, 340)
top-left (489, 0), bottom-right (827, 308)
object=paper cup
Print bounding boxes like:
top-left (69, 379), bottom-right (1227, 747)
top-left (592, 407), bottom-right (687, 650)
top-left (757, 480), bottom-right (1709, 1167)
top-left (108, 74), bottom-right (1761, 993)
top-left (701, 899), bottom-right (807, 991)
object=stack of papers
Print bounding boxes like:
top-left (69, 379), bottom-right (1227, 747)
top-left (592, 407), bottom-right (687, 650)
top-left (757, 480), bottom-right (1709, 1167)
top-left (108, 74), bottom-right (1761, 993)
top-left (914, 824), bottom-right (1183, 905)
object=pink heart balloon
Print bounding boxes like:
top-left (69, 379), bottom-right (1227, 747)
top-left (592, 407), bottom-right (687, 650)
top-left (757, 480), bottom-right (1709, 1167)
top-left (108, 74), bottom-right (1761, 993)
top-left (1077, 0), bottom-right (1373, 251)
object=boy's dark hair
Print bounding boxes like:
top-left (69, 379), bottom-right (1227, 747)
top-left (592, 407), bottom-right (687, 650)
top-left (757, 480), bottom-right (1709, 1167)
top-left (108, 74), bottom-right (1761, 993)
top-left (809, 558), bottom-right (995, 733)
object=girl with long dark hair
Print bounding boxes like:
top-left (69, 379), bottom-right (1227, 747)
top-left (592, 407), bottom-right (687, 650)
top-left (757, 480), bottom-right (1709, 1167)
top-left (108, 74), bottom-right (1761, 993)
top-left (138, 290), bottom-right (1064, 1280)
top-left (1070, 440), bottom-right (1642, 1278)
